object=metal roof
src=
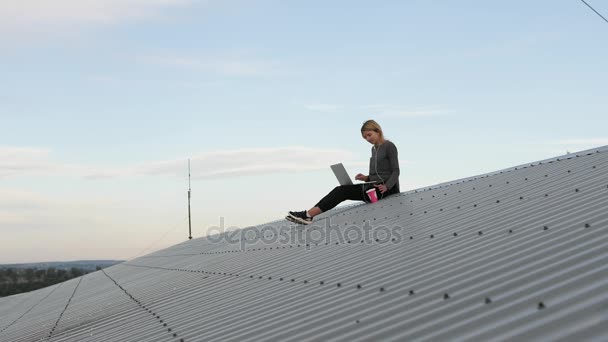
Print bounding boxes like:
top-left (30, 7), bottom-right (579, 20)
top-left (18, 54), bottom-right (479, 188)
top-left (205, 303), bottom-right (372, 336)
top-left (2, 146), bottom-right (607, 342)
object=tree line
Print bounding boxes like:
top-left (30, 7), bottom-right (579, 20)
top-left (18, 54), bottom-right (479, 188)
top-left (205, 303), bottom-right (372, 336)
top-left (0, 266), bottom-right (99, 297)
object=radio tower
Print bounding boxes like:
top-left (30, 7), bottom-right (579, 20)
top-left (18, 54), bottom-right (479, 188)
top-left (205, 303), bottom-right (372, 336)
top-left (188, 158), bottom-right (192, 240)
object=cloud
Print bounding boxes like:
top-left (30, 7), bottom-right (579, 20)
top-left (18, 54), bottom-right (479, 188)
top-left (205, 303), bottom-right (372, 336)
top-left (133, 147), bottom-right (359, 179)
top-left (0, 0), bottom-right (192, 39)
top-left (137, 55), bottom-right (281, 77)
top-left (0, 147), bottom-right (54, 178)
top-left (0, 145), bottom-right (359, 181)
top-left (0, 146), bottom-right (117, 179)
top-left (0, 189), bottom-right (64, 230)
top-left (0, 189), bottom-right (50, 212)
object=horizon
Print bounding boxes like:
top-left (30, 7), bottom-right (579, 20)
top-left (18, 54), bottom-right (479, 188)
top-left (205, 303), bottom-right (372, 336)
top-left (2, 0), bottom-right (607, 264)
top-left (0, 259), bottom-right (124, 266)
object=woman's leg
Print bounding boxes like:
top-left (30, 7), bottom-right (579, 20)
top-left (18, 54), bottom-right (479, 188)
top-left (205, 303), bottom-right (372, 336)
top-left (308, 184), bottom-right (400, 217)
top-left (307, 207), bottom-right (323, 217)
top-left (308, 184), bottom-right (368, 217)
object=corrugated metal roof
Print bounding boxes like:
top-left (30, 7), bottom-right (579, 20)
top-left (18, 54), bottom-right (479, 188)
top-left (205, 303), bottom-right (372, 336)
top-left (2, 146), bottom-right (607, 342)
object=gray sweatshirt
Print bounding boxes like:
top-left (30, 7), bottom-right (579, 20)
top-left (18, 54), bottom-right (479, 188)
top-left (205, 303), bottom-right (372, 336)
top-left (368, 140), bottom-right (400, 192)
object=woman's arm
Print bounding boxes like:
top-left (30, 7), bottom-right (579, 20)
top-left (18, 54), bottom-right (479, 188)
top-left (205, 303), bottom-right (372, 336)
top-left (355, 173), bottom-right (370, 181)
top-left (384, 142), bottom-right (400, 189)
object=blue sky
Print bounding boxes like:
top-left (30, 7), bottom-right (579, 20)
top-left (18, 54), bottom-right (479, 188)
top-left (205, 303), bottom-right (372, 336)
top-left (1, 0), bottom-right (607, 263)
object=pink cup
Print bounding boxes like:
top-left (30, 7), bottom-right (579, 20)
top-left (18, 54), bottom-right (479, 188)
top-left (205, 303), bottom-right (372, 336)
top-left (366, 188), bottom-right (379, 203)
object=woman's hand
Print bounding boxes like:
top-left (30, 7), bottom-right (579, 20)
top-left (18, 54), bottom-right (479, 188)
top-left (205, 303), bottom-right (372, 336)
top-left (355, 173), bottom-right (368, 181)
top-left (375, 184), bottom-right (388, 193)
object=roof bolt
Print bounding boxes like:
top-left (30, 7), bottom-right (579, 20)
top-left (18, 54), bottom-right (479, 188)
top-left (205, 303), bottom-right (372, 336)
top-left (538, 302), bottom-right (546, 310)
top-left (430, 235), bottom-right (434, 239)
top-left (543, 226), bottom-right (549, 231)
top-left (320, 281), bottom-right (324, 285)
top-left (337, 283), bottom-right (342, 287)
top-left (379, 287), bottom-right (385, 292)
top-left (444, 293), bottom-right (450, 300)
top-left (453, 232), bottom-right (458, 237)
top-left (485, 297), bottom-right (492, 304)
top-left (585, 223), bottom-right (591, 228)
top-left (575, 189), bottom-right (579, 192)
top-left (409, 290), bottom-right (415, 295)
top-left (478, 231), bottom-right (483, 235)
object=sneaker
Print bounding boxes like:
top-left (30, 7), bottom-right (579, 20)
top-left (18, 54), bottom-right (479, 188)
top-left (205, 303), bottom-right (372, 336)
top-left (286, 210), bottom-right (312, 225)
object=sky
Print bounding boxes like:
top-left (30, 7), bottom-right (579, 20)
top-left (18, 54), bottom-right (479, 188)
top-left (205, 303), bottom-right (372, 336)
top-left (1, 0), bottom-right (607, 264)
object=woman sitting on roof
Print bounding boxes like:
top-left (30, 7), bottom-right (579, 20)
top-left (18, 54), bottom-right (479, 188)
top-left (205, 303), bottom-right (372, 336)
top-left (286, 119), bottom-right (400, 225)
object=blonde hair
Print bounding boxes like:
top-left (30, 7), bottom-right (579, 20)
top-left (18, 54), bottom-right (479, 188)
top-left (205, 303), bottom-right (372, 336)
top-left (360, 119), bottom-right (386, 145)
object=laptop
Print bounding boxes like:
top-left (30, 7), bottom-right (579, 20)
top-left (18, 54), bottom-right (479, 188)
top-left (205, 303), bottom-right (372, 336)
top-left (331, 163), bottom-right (378, 186)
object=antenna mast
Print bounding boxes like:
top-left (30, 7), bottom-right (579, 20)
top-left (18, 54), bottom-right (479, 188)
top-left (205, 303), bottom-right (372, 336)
top-left (188, 158), bottom-right (192, 240)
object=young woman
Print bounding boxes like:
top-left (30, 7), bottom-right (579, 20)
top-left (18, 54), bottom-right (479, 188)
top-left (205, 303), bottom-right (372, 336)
top-left (286, 119), bottom-right (400, 225)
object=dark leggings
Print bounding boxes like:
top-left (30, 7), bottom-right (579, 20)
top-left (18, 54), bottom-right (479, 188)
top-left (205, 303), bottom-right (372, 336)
top-left (314, 184), bottom-right (399, 212)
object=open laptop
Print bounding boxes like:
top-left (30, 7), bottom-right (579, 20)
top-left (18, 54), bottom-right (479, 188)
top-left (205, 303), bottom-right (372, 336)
top-left (331, 163), bottom-right (378, 186)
